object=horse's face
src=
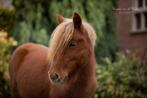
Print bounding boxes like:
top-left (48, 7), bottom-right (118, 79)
top-left (48, 13), bottom-right (92, 85)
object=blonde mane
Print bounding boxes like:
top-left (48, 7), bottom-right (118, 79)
top-left (48, 18), bottom-right (97, 64)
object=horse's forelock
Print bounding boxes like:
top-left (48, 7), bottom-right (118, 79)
top-left (48, 21), bottom-right (74, 64)
top-left (48, 19), bottom-right (96, 64)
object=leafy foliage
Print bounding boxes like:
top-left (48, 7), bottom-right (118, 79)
top-left (0, 31), bottom-right (17, 98)
top-left (12, 0), bottom-right (49, 45)
top-left (94, 53), bottom-right (147, 98)
top-left (0, 7), bottom-right (15, 32)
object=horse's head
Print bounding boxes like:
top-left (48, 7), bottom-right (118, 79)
top-left (48, 13), bottom-right (96, 85)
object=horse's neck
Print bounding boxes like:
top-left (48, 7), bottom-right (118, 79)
top-left (67, 55), bottom-right (96, 97)
top-left (79, 58), bottom-right (96, 81)
top-left (83, 52), bottom-right (96, 76)
top-left (73, 53), bottom-right (96, 85)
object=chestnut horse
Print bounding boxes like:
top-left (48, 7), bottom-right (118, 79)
top-left (9, 13), bottom-right (97, 98)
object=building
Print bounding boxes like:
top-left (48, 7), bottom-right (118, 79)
top-left (116, 0), bottom-right (147, 60)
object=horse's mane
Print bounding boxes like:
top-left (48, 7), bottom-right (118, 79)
top-left (48, 18), bottom-right (97, 64)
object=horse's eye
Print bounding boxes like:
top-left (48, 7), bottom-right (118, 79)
top-left (69, 42), bottom-right (76, 48)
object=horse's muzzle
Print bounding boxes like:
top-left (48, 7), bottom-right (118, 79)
top-left (48, 72), bottom-right (68, 85)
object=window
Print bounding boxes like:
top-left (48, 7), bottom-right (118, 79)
top-left (135, 13), bottom-right (141, 29)
top-left (145, 0), bottom-right (147, 7)
top-left (144, 12), bottom-right (147, 28)
top-left (137, 0), bottom-right (143, 8)
top-left (133, 0), bottom-right (147, 32)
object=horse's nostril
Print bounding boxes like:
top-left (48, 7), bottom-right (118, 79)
top-left (50, 73), bottom-right (59, 81)
top-left (64, 75), bottom-right (68, 81)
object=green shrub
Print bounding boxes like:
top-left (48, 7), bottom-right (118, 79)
top-left (12, 1), bottom-right (49, 45)
top-left (0, 31), bottom-right (17, 98)
top-left (94, 53), bottom-right (147, 98)
top-left (0, 8), bottom-right (15, 32)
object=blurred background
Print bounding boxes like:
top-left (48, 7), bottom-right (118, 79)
top-left (0, 0), bottom-right (147, 98)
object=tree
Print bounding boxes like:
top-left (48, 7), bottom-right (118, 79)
top-left (0, 0), bottom-right (15, 32)
top-left (12, 0), bottom-right (50, 45)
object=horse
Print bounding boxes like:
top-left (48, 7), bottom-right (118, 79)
top-left (9, 13), bottom-right (97, 98)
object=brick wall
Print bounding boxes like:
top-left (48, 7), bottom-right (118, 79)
top-left (116, 0), bottom-right (147, 60)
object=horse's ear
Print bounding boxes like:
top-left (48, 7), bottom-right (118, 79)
top-left (56, 15), bottom-right (64, 24)
top-left (73, 12), bottom-right (82, 29)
